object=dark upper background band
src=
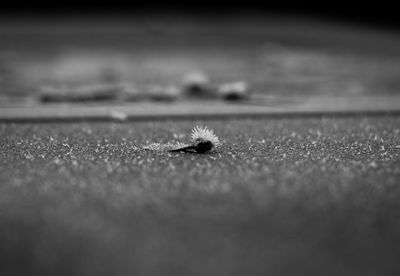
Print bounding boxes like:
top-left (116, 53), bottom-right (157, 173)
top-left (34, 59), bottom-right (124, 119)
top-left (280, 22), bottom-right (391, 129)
top-left (0, 1), bottom-right (399, 31)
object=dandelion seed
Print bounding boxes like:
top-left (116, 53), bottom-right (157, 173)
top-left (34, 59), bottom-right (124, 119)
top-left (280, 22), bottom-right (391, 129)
top-left (191, 126), bottom-right (220, 147)
top-left (169, 126), bottom-right (220, 153)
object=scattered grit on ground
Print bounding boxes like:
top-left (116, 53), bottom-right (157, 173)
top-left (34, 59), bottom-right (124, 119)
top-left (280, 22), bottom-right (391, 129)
top-left (0, 117), bottom-right (400, 276)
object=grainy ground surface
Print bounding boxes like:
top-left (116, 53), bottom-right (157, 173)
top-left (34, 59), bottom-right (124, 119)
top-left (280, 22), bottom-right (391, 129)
top-left (1, 117), bottom-right (400, 276)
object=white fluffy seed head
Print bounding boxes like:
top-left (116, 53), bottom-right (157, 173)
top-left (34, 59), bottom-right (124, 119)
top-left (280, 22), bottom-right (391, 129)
top-left (191, 126), bottom-right (220, 147)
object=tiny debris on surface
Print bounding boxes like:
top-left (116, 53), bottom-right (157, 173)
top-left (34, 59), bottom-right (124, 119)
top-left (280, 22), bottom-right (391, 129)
top-left (37, 76), bottom-right (251, 104)
top-left (217, 81), bottom-right (249, 101)
top-left (182, 71), bottom-right (216, 98)
top-left (38, 83), bottom-right (121, 103)
top-left (146, 84), bottom-right (180, 101)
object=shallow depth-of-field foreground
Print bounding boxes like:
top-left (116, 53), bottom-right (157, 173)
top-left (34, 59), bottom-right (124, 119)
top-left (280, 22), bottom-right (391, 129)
top-left (1, 117), bottom-right (400, 276)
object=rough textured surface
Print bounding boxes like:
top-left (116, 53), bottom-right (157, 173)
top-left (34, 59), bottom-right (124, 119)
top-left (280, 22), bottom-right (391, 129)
top-left (1, 117), bottom-right (400, 276)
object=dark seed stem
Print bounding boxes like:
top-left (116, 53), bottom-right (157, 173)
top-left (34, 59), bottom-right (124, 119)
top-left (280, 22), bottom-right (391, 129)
top-left (168, 145), bottom-right (196, 152)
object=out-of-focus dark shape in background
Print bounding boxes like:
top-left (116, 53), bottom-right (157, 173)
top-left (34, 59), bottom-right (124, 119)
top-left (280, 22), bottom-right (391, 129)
top-left (1, 1), bottom-right (400, 106)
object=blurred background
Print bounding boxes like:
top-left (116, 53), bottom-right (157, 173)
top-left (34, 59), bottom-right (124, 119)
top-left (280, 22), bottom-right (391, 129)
top-left (1, 1), bottom-right (400, 107)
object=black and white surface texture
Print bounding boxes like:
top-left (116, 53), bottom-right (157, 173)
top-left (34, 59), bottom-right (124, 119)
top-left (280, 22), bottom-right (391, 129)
top-left (1, 4), bottom-right (400, 276)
